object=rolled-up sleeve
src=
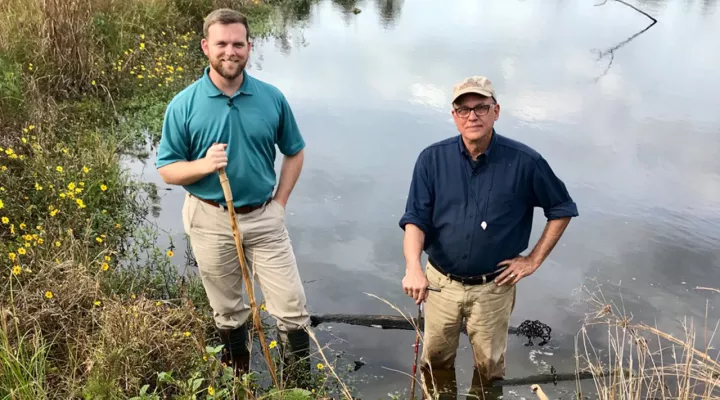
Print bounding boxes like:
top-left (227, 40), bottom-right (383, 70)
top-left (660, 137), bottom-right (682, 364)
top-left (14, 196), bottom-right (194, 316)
top-left (399, 150), bottom-right (434, 234)
top-left (531, 156), bottom-right (579, 220)
top-left (156, 102), bottom-right (189, 169)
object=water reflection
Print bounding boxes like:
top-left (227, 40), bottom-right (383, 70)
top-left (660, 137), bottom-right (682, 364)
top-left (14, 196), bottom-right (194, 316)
top-left (374, 0), bottom-right (404, 28)
top-left (139, 0), bottom-right (720, 397)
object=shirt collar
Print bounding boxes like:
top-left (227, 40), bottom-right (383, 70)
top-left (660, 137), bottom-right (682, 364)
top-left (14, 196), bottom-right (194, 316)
top-left (457, 128), bottom-right (498, 161)
top-left (201, 66), bottom-right (254, 98)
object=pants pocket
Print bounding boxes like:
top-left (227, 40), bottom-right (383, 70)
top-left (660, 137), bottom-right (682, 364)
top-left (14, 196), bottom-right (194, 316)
top-left (182, 194), bottom-right (199, 235)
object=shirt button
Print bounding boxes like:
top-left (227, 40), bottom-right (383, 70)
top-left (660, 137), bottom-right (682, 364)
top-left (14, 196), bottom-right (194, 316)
top-left (469, 214), bottom-right (473, 218)
top-left (463, 254), bottom-right (468, 259)
top-left (466, 234), bottom-right (471, 239)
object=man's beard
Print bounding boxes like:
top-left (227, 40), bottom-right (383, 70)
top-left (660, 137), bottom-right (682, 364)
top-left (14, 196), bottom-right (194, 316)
top-left (210, 57), bottom-right (246, 80)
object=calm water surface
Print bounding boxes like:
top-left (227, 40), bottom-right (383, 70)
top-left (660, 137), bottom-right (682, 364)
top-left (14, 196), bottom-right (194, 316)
top-left (128, 0), bottom-right (720, 397)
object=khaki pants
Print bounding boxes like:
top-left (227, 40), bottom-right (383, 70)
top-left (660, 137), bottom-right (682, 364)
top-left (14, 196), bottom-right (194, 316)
top-left (422, 262), bottom-right (516, 381)
top-left (182, 193), bottom-right (310, 332)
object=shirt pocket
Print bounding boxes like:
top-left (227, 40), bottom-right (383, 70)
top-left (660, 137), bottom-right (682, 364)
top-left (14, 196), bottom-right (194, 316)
top-left (486, 190), bottom-right (528, 226)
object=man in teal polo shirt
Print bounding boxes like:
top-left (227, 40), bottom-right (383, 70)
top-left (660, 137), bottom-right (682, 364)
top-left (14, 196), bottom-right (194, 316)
top-left (155, 8), bottom-right (311, 382)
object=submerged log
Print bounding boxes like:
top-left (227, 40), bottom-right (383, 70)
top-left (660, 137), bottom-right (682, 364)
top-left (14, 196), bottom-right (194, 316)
top-left (309, 313), bottom-right (518, 335)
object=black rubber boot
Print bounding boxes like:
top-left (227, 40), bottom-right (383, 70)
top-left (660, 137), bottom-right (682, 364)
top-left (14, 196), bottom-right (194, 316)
top-left (217, 324), bottom-right (250, 377)
top-left (278, 328), bottom-right (311, 388)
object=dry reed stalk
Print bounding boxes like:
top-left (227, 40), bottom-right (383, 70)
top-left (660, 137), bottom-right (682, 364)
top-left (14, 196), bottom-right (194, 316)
top-left (305, 326), bottom-right (353, 400)
top-left (575, 284), bottom-right (720, 400)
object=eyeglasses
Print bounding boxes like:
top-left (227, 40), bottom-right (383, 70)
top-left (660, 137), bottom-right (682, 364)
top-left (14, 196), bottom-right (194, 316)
top-left (453, 103), bottom-right (496, 118)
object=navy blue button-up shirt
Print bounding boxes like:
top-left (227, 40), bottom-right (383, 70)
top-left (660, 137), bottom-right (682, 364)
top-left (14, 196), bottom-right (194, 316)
top-left (399, 131), bottom-right (579, 277)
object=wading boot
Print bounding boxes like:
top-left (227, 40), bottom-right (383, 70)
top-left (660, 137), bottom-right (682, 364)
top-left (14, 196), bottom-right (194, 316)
top-left (217, 324), bottom-right (250, 378)
top-left (278, 328), bottom-right (312, 388)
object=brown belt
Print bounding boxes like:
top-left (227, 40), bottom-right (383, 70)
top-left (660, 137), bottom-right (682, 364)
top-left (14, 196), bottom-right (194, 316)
top-left (193, 195), bottom-right (271, 214)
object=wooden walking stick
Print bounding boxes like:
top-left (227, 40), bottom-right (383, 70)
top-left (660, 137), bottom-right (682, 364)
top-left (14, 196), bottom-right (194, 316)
top-left (217, 168), bottom-right (279, 389)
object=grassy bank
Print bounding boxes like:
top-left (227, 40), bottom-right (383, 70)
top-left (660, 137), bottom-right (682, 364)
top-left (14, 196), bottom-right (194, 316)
top-left (0, 0), bottom-right (351, 398)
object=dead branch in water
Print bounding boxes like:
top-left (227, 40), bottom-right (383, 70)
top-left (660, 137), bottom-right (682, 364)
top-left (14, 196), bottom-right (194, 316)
top-left (593, 0), bottom-right (658, 81)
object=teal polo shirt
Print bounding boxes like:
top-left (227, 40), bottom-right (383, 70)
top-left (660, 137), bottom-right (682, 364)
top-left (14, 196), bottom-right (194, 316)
top-left (156, 67), bottom-right (305, 208)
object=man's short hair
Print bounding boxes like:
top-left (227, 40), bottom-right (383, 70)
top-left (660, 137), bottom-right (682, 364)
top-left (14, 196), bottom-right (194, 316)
top-left (203, 8), bottom-right (250, 40)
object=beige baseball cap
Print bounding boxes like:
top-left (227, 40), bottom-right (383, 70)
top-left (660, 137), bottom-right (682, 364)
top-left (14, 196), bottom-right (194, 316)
top-left (451, 76), bottom-right (496, 103)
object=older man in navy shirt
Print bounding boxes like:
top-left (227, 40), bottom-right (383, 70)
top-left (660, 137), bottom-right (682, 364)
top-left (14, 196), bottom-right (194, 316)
top-left (399, 76), bottom-right (578, 394)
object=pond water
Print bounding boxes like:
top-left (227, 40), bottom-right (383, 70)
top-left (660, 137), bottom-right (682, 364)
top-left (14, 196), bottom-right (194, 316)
top-left (127, 0), bottom-right (720, 398)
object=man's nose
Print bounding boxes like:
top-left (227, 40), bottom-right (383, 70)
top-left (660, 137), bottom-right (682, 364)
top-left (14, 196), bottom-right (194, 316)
top-left (467, 110), bottom-right (479, 121)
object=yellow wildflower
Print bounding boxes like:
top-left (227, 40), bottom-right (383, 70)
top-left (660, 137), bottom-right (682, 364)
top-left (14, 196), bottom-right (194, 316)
top-left (35, 183), bottom-right (43, 191)
top-left (23, 234), bottom-right (32, 241)
top-left (50, 209), bottom-right (59, 217)
top-left (100, 184), bottom-right (108, 191)
top-left (37, 238), bottom-right (44, 245)
top-left (17, 248), bottom-right (26, 255)
top-left (1, 217), bottom-right (8, 224)
top-left (56, 166), bottom-right (63, 173)
top-left (91, 80), bottom-right (96, 86)
top-left (208, 387), bottom-right (215, 396)
top-left (9, 253), bottom-right (16, 261)
top-left (19, 223), bottom-right (26, 230)
top-left (1, 166), bottom-right (6, 171)
top-left (22, 137), bottom-right (27, 144)
top-left (167, 250), bottom-right (174, 257)
top-left (45, 291), bottom-right (53, 299)
top-left (140, 43), bottom-right (146, 50)
top-left (183, 331), bottom-right (191, 337)
top-left (269, 340), bottom-right (277, 349)
top-left (83, 166), bottom-right (90, 174)
top-left (76, 199), bottom-right (86, 209)
top-left (104, 255), bottom-right (111, 262)
top-left (96, 237), bottom-right (103, 243)
top-left (12, 266), bottom-right (21, 275)
top-left (94, 300), bottom-right (101, 306)
top-left (4, 148), bottom-right (13, 155)
top-left (101, 263), bottom-right (109, 271)
top-left (317, 363), bottom-right (324, 370)
top-left (0, 199), bottom-right (3, 209)
top-left (55, 241), bottom-right (61, 247)
top-left (68, 182), bottom-right (76, 191)
top-left (28, 125), bottom-right (35, 130)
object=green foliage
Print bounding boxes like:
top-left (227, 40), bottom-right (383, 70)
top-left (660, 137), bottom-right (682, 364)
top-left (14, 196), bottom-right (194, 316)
top-left (0, 326), bottom-right (49, 400)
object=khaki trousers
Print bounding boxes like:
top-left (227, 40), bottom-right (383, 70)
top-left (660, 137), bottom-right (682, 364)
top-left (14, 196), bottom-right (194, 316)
top-left (182, 193), bottom-right (310, 332)
top-left (421, 262), bottom-right (516, 381)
